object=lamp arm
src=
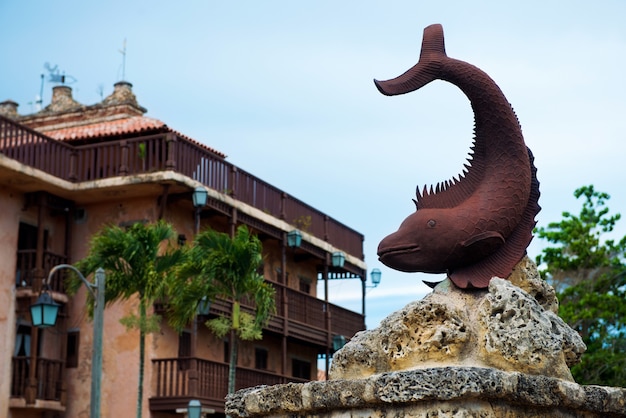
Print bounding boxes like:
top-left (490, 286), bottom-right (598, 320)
top-left (46, 264), bottom-right (98, 299)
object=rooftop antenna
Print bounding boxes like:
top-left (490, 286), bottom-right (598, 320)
top-left (27, 74), bottom-right (45, 112)
top-left (44, 62), bottom-right (77, 85)
top-left (118, 38), bottom-right (127, 81)
top-left (35, 74), bottom-right (44, 110)
top-left (39, 74), bottom-right (44, 103)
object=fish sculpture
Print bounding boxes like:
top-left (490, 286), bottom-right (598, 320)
top-left (376, 24), bottom-right (540, 289)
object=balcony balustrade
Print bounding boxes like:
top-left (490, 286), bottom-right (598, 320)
top-left (15, 250), bottom-right (68, 292)
top-left (10, 357), bottom-right (64, 403)
top-left (150, 357), bottom-right (308, 412)
top-left (0, 116), bottom-right (364, 259)
top-left (156, 280), bottom-right (365, 348)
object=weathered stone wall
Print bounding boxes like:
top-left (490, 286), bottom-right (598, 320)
top-left (226, 258), bottom-right (626, 417)
top-left (226, 367), bottom-right (626, 417)
top-left (330, 257), bottom-right (584, 381)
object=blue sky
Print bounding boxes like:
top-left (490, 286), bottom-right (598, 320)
top-left (2, 1), bottom-right (625, 329)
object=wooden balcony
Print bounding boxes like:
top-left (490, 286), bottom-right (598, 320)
top-left (15, 249), bottom-right (68, 292)
top-left (171, 280), bottom-right (365, 347)
top-left (0, 115), bottom-right (364, 259)
top-left (10, 356), bottom-right (65, 404)
top-left (150, 357), bottom-right (307, 413)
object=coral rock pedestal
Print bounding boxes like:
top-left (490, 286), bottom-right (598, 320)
top-left (226, 257), bottom-right (626, 417)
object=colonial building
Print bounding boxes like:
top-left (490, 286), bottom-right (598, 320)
top-left (0, 82), bottom-right (368, 417)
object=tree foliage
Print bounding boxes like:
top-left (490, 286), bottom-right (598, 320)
top-left (167, 225), bottom-right (275, 394)
top-left (70, 220), bottom-right (185, 418)
top-left (535, 185), bottom-right (626, 387)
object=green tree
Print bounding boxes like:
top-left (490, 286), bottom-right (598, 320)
top-left (168, 225), bottom-right (275, 395)
top-left (535, 185), bottom-right (626, 386)
top-left (69, 220), bottom-right (185, 418)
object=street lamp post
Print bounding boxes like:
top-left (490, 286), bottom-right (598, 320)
top-left (192, 186), bottom-right (208, 234)
top-left (31, 264), bottom-right (105, 418)
top-left (361, 268), bottom-right (382, 316)
top-left (187, 399), bottom-right (202, 418)
top-left (176, 398), bottom-right (214, 417)
top-left (189, 186), bottom-right (208, 397)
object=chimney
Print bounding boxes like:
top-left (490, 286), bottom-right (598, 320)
top-left (101, 81), bottom-right (147, 114)
top-left (44, 85), bottom-right (82, 113)
top-left (0, 100), bottom-right (19, 119)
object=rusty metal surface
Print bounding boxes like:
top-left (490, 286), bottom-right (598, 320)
top-left (376, 24), bottom-right (540, 289)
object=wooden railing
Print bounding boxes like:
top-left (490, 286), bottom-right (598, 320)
top-left (158, 283), bottom-right (364, 348)
top-left (0, 116), bottom-right (75, 180)
top-left (15, 250), bottom-right (68, 292)
top-left (287, 289), bottom-right (327, 330)
top-left (10, 356), bottom-right (64, 402)
top-left (187, 281), bottom-right (365, 344)
top-left (0, 115), bottom-right (364, 259)
top-left (152, 357), bottom-right (307, 407)
top-left (282, 283), bottom-right (364, 339)
top-left (330, 303), bottom-right (366, 338)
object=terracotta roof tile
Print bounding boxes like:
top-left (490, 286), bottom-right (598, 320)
top-left (45, 116), bottom-right (226, 158)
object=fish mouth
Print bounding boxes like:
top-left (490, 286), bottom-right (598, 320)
top-left (377, 244), bottom-right (421, 266)
top-left (378, 244), bottom-right (447, 274)
top-left (378, 245), bottom-right (423, 273)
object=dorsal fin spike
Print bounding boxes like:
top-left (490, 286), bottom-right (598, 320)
top-left (416, 185), bottom-right (423, 201)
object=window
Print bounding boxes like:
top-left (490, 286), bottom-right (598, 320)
top-left (66, 329), bottom-right (80, 368)
top-left (224, 340), bottom-right (230, 363)
top-left (14, 324), bottom-right (31, 357)
top-left (275, 268), bottom-right (289, 284)
top-left (18, 222), bottom-right (40, 250)
top-left (299, 277), bottom-right (311, 294)
top-left (178, 331), bottom-right (191, 370)
top-left (255, 348), bottom-right (268, 370)
top-left (292, 359), bottom-right (311, 380)
top-left (178, 331), bottom-right (191, 358)
top-left (16, 222), bottom-right (48, 286)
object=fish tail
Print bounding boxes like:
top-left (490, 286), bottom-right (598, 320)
top-left (374, 24), bottom-right (448, 96)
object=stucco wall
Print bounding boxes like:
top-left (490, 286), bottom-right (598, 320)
top-left (64, 196), bottom-right (162, 417)
top-left (0, 189), bottom-right (22, 417)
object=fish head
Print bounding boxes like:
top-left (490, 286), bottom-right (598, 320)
top-left (378, 207), bottom-right (507, 274)
top-left (377, 208), bottom-right (452, 273)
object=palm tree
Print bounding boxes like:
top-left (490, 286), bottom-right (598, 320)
top-left (69, 220), bottom-right (185, 418)
top-left (168, 225), bottom-right (275, 395)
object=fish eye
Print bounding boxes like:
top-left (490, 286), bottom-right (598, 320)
top-left (427, 219), bottom-right (436, 228)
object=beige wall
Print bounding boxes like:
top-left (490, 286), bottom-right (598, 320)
top-left (0, 189), bottom-right (22, 417)
top-left (64, 196), bottom-right (161, 417)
